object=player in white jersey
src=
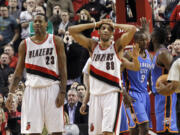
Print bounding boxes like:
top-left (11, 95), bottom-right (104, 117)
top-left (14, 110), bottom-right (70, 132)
top-left (69, 19), bottom-right (139, 135)
top-left (6, 13), bottom-right (67, 135)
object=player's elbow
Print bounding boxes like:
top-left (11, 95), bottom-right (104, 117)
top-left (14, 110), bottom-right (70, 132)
top-left (130, 25), bottom-right (137, 33)
top-left (68, 26), bottom-right (75, 35)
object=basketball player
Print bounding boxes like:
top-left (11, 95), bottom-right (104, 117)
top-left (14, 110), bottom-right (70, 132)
top-left (6, 13), bottom-right (67, 135)
top-left (123, 30), bottom-right (152, 135)
top-left (69, 19), bottom-right (139, 135)
top-left (151, 27), bottom-right (179, 135)
top-left (156, 39), bottom-right (180, 93)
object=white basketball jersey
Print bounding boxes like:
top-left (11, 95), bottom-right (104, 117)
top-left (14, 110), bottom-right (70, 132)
top-left (89, 42), bottom-right (122, 95)
top-left (25, 34), bottom-right (59, 88)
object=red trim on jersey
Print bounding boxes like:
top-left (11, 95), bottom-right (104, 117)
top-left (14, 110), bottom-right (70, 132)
top-left (114, 94), bottom-right (123, 135)
top-left (30, 34), bottom-right (49, 45)
top-left (25, 63), bottom-right (59, 78)
top-left (91, 42), bottom-right (98, 55)
top-left (99, 41), bottom-right (112, 50)
top-left (53, 35), bottom-right (58, 54)
top-left (114, 43), bottom-right (123, 62)
top-left (90, 65), bottom-right (120, 84)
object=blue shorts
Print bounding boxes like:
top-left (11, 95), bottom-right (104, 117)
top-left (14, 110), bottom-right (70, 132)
top-left (155, 93), bottom-right (178, 133)
top-left (120, 102), bottom-right (129, 134)
top-left (127, 91), bottom-right (152, 128)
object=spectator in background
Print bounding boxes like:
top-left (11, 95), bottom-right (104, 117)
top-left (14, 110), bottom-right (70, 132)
top-left (19, 0), bottom-right (36, 39)
top-left (8, 0), bottom-right (21, 23)
top-left (109, 0), bottom-right (116, 22)
top-left (70, 82), bottom-right (79, 90)
top-left (58, 11), bottom-right (73, 38)
top-left (29, 6), bottom-right (54, 36)
top-left (36, 0), bottom-right (46, 11)
top-left (49, 5), bottom-right (62, 35)
top-left (46, 0), bottom-right (74, 19)
top-left (64, 89), bottom-right (88, 124)
top-left (4, 45), bottom-right (18, 69)
top-left (63, 31), bottom-right (85, 89)
top-left (0, 53), bottom-right (14, 97)
top-left (76, 84), bottom-right (86, 103)
top-left (77, 0), bottom-right (107, 21)
top-left (170, 1), bottom-right (180, 29)
top-left (0, 5), bottom-right (19, 54)
top-left (72, 0), bottom-right (89, 13)
top-left (75, 9), bottom-right (95, 38)
top-left (0, 94), bottom-right (6, 135)
top-left (16, 84), bottom-right (24, 112)
top-left (5, 93), bottom-right (21, 135)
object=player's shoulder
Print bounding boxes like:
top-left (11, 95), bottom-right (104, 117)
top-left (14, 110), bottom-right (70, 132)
top-left (52, 35), bottom-right (63, 45)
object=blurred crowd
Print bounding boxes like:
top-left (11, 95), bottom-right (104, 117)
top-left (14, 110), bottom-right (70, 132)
top-left (0, 0), bottom-right (179, 135)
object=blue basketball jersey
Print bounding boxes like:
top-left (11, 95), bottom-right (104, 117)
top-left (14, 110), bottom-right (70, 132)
top-left (151, 49), bottom-right (178, 133)
top-left (127, 50), bottom-right (152, 93)
top-left (151, 50), bottom-right (165, 94)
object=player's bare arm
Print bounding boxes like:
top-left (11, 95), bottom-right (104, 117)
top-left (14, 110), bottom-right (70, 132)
top-left (68, 22), bottom-right (97, 52)
top-left (6, 40), bottom-right (25, 110)
top-left (54, 36), bottom-right (67, 108)
top-left (115, 23), bottom-right (136, 52)
top-left (80, 88), bottom-right (90, 115)
top-left (157, 50), bottom-right (173, 70)
top-left (9, 40), bottom-right (26, 93)
top-left (121, 44), bottom-right (140, 71)
top-left (80, 73), bottom-right (90, 115)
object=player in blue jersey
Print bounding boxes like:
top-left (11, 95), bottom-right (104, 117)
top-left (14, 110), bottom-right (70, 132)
top-left (151, 27), bottom-right (179, 135)
top-left (122, 29), bottom-right (152, 135)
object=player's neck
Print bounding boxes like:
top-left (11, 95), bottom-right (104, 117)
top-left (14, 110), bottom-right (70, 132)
top-left (140, 49), bottom-right (146, 58)
top-left (99, 40), bottom-right (111, 49)
top-left (154, 44), bottom-right (165, 52)
top-left (34, 32), bottom-right (48, 42)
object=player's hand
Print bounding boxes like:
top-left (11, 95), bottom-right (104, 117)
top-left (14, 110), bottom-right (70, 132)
top-left (96, 19), bottom-right (114, 28)
top-left (156, 82), bottom-right (173, 93)
top-left (55, 92), bottom-right (65, 108)
top-left (80, 103), bottom-right (87, 115)
top-left (128, 43), bottom-right (140, 59)
top-left (122, 90), bottom-right (134, 108)
top-left (140, 17), bottom-right (149, 31)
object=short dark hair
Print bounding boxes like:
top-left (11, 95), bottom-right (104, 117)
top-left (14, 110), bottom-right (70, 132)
top-left (134, 30), bottom-right (147, 42)
top-left (152, 27), bottom-right (167, 44)
top-left (76, 84), bottom-right (86, 90)
top-left (99, 23), bottom-right (114, 32)
top-left (35, 13), bottom-right (48, 22)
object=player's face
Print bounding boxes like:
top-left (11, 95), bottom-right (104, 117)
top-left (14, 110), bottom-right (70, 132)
top-left (99, 24), bottom-right (113, 42)
top-left (135, 33), bottom-right (148, 50)
top-left (33, 15), bottom-right (47, 34)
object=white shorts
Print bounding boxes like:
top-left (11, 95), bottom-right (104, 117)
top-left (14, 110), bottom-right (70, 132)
top-left (89, 92), bottom-right (122, 135)
top-left (21, 84), bottom-right (64, 134)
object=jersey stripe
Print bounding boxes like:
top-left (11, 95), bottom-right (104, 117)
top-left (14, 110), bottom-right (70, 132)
top-left (90, 65), bottom-right (120, 88)
top-left (25, 63), bottom-right (59, 80)
top-left (113, 93), bottom-right (122, 134)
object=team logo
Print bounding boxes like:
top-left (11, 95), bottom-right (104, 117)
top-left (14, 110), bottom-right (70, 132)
top-left (26, 122), bottom-right (31, 130)
top-left (90, 123), bottom-right (94, 132)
